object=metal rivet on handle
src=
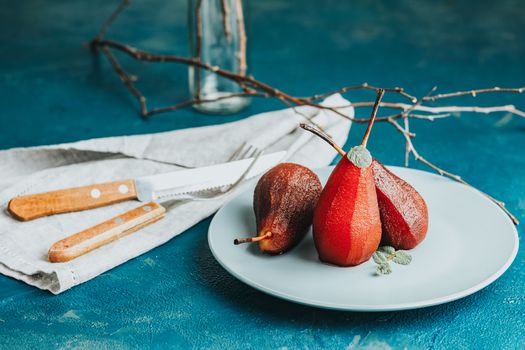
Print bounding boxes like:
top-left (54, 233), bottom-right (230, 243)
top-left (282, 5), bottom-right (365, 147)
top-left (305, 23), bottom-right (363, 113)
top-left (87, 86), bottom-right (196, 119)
top-left (118, 184), bottom-right (129, 194)
top-left (143, 205), bottom-right (152, 212)
top-left (90, 189), bottom-right (101, 199)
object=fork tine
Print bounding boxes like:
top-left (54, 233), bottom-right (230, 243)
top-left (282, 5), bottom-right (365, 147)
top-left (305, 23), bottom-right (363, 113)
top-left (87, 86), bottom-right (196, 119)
top-left (227, 142), bottom-right (246, 162)
top-left (228, 141), bottom-right (264, 163)
top-left (225, 148), bottom-right (264, 191)
top-left (244, 146), bottom-right (258, 160)
top-left (235, 144), bottom-right (253, 161)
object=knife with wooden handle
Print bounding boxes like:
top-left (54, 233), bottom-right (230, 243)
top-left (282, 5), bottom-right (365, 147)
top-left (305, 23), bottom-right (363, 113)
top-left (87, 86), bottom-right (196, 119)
top-left (8, 151), bottom-right (285, 221)
top-left (8, 180), bottom-right (138, 221)
top-left (48, 202), bottom-right (165, 263)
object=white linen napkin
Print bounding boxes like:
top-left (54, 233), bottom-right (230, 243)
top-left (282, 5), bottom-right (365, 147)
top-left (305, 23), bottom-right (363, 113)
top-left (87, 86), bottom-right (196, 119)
top-left (0, 94), bottom-right (353, 294)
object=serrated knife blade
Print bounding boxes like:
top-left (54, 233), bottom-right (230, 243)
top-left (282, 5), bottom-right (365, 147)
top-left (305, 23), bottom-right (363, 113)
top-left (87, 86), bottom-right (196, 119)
top-left (134, 151), bottom-right (286, 202)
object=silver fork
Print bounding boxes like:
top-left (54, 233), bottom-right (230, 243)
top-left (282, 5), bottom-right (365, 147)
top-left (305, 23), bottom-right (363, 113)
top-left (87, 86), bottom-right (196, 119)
top-left (168, 143), bottom-right (263, 201)
top-left (227, 142), bottom-right (260, 162)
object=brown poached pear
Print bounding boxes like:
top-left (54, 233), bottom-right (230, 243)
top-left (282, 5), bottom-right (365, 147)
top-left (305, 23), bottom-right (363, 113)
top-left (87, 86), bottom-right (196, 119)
top-left (372, 159), bottom-right (428, 249)
top-left (234, 162), bottom-right (322, 254)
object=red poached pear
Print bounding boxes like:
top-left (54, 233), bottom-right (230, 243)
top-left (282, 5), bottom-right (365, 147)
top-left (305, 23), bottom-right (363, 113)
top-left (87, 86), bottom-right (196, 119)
top-left (372, 159), bottom-right (428, 249)
top-left (313, 145), bottom-right (382, 266)
top-left (303, 90), bottom-right (385, 266)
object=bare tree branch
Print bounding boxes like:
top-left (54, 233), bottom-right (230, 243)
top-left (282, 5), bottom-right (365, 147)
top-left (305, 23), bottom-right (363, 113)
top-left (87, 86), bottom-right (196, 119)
top-left (100, 45), bottom-right (148, 116)
top-left (423, 86), bottom-right (525, 102)
top-left (388, 117), bottom-right (519, 225)
top-left (91, 0), bottom-right (130, 47)
top-left (88, 0), bottom-right (523, 224)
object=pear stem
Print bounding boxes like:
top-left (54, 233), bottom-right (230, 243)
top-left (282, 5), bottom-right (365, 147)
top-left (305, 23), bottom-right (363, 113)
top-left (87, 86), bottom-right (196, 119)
top-left (234, 231), bottom-right (272, 245)
top-left (299, 123), bottom-right (346, 157)
top-left (360, 89), bottom-right (385, 147)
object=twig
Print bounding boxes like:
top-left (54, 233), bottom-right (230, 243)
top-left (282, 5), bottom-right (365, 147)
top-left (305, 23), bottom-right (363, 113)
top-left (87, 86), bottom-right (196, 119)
top-left (93, 38), bottom-right (525, 123)
top-left (408, 113), bottom-right (451, 121)
top-left (412, 104), bottom-right (525, 118)
top-left (388, 117), bottom-right (519, 225)
top-left (300, 123), bottom-right (346, 157)
top-left (100, 45), bottom-right (148, 116)
top-left (275, 96), bottom-right (325, 131)
top-left (361, 89), bottom-right (385, 147)
top-left (423, 86), bottom-right (525, 102)
top-left (95, 40), bottom-right (303, 102)
top-left (91, 0), bottom-right (130, 48)
top-left (305, 83), bottom-right (417, 104)
top-left (401, 87), bottom-right (437, 166)
top-left (404, 115), bottom-right (410, 166)
top-left (147, 92), bottom-right (264, 116)
top-left (335, 102), bottom-right (525, 121)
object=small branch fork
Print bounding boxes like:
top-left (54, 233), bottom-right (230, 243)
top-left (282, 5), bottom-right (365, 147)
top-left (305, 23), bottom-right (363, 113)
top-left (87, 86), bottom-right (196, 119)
top-left (387, 118), bottom-right (519, 224)
top-left (89, 0), bottom-right (522, 224)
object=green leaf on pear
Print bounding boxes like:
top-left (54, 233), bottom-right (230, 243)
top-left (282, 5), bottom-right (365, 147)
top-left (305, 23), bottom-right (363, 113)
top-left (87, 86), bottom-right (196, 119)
top-left (372, 251), bottom-right (387, 264)
top-left (372, 246), bottom-right (412, 276)
top-left (378, 246), bottom-right (395, 255)
top-left (393, 251), bottom-right (412, 265)
top-left (376, 263), bottom-right (392, 275)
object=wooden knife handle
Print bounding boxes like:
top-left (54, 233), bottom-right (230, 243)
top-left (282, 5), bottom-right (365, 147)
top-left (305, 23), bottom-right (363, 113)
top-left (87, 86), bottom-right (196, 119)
top-left (8, 179), bottom-right (137, 221)
top-left (48, 201), bottom-right (165, 263)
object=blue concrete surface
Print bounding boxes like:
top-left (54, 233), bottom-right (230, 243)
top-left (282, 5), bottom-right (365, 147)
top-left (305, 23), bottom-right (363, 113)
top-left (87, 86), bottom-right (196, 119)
top-left (0, 0), bottom-right (524, 348)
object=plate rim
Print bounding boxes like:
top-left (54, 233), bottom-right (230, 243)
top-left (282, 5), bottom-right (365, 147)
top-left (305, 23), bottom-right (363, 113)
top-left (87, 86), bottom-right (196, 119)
top-left (208, 166), bottom-right (519, 312)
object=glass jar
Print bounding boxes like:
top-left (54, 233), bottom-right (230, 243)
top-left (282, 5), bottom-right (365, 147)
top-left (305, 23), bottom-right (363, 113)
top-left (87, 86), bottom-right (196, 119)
top-left (188, 0), bottom-right (250, 114)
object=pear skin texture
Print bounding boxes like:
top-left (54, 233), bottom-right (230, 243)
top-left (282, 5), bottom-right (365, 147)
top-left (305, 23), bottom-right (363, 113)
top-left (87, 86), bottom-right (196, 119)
top-left (372, 160), bottom-right (428, 250)
top-left (254, 163), bottom-right (322, 254)
top-left (313, 157), bottom-right (382, 266)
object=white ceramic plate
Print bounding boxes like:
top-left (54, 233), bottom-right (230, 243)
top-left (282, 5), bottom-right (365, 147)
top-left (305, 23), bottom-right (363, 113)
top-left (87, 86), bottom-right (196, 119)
top-left (208, 166), bottom-right (519, 311)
